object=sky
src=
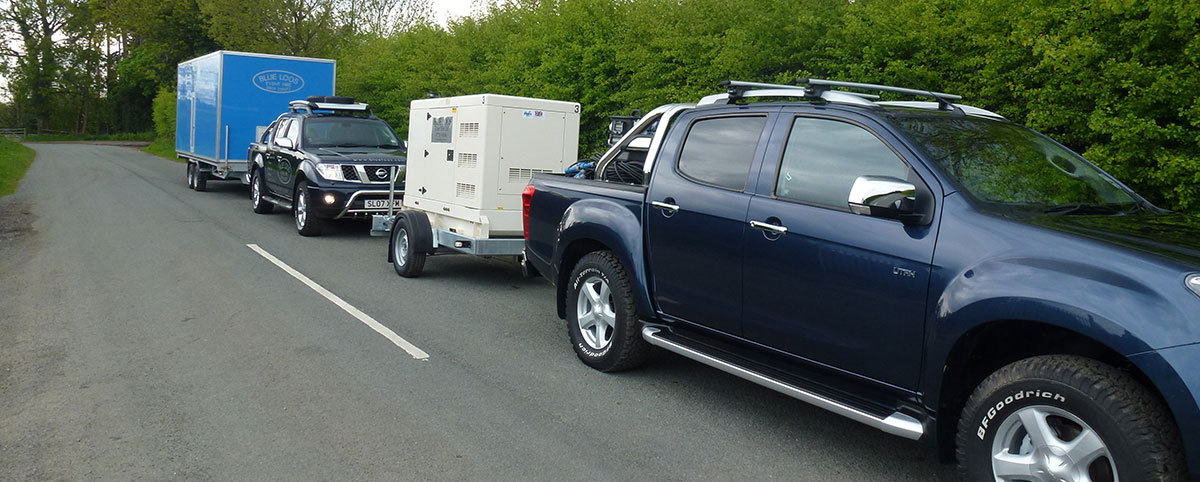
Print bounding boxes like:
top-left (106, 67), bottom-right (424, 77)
top-left (430, 0), bottom-right (482, 26)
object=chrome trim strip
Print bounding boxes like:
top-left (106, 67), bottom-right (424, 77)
top-left (641, 326), bottom-right (924, 440)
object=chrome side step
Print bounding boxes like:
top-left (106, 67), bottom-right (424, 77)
top-left (641, 326), bottom-right (924, 440)
top-left (264, 195), bottom-right (293, 211)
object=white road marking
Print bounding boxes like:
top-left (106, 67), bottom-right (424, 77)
top-left (247, 244), bottom-right (430, 360)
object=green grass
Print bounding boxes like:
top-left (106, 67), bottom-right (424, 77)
top-left (0, 138), bottom-right (36, 198)
top-left (143, 137), bottom-right (182, 162)
top-left (23, 131), bottom-right (155, 142)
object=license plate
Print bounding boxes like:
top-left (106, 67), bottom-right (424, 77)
top-left (364, 199), bottom-right (404, 209)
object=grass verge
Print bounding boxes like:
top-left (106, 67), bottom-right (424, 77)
top-left (0, 138), bottom-right (36, 197)
top-left (143, 137), bottom-right (181, 162)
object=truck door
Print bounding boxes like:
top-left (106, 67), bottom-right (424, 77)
top-left (645, 113), bottom-right (772, 335)
top-left (741, 114), bottom-right (936, 389)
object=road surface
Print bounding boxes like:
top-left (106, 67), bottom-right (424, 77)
top-left (0, 143), bottom-right (958, 481)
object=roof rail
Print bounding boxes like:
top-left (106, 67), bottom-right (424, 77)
top-left (288, 99), bottom-right (371, 115)
top-left (703, 78), bottom-right (984, 116)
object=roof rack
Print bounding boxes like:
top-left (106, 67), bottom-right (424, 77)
top-left (699, 79), bottom-right (1001, 118)
top-left (289, 97), bottom-right (371, 115)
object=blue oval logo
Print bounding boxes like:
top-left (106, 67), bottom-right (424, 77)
top-left (252, 70), bottom-right (305, 94)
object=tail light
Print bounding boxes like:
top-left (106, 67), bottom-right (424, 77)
top-left (522, 184), bottom-right (536, 240)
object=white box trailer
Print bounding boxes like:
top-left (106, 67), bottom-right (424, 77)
top-left (378, 94), bottom-right (580, 277)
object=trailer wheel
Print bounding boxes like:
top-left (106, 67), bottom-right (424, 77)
top-left (250, 168), bottom-right (273, 214)
top-left (194, 166), bottom-right (207, 192)
top-left (294, 180), bottom-right (324, 236)
top-left (186, 162), bottom-right (196, 190)
top-left (566, 251), bottom-right (649, 372)
top-left (390, 213), bottom-right (427, 278)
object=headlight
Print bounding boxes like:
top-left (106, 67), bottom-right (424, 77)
top-left (316, 163), bottom-right (343, 181)
top-left (1187, 274), bottom-right (1200, 298)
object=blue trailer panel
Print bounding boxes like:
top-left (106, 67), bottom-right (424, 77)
top-left (176, 51), bottom-right (335, 181)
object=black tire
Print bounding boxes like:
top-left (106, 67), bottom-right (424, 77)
top-left (293, 180), bottom-right (324, 236)
top-left (250, 168), bottom-right (273, 214)
top-left (194, 166), bottom-right (207, 191)
top-left (566, 251), bottom-right (649, 372)
top-left (186, 162), bottom-right (196, 190)
top-left (957, 355), bottom-right (1185, 482)
top-left (390, 214), bottom-right (427, 278)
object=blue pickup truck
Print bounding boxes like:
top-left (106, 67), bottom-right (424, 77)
top-left (522, 80), bottom-right (1200, 481)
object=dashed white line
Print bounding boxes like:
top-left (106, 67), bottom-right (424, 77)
top-left (246, 243), bottom-right (430, 360)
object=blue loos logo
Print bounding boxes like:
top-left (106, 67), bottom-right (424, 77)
top-left (252, 70), bottom-right (305, 94)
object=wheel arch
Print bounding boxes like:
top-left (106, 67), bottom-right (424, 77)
top-left (932, 319), bottom-right (1174, 463)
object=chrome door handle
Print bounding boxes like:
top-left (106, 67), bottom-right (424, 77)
top-left (651, 201), bottom-right (680, 213)
top-left (750, 220), bottom-right (788, 234)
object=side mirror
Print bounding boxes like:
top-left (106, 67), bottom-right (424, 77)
top-left (848, 176), bottom-right (920, 223)
top-left (276, 137), bottom-right (294, 150)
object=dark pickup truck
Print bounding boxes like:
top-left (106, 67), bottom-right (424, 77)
top-left (247, 96), bottom-right (406, 236)
top-left (522, 80), bottom-right (1200, 481)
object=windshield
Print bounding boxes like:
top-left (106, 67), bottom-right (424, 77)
top-left (302, 117), bottom-right (404, 150)
top-left (893, 116), bottom-right (1139, 213)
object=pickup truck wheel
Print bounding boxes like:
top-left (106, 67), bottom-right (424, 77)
top-left (957, 355), bottom-right (1185, 482)
top-left (390, 214), bottom-right (426, 277)
top-left (294, 181), bottom-right (324, 236)
top-left (566, 251), bottom-right (649, 372)
top-left (251, 169), bottom-right (273, 214)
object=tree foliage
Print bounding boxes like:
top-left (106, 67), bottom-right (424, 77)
top-left (3, 0), bottom-right (1199, 210)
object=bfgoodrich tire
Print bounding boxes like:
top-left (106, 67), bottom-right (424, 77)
top-left (566, 251), bottom-right (649, 372)
top-left (957, 355), bottom-right (1185, 482)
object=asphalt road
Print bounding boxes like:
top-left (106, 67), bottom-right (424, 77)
top-left (0, 144), bottom-right (958, 481)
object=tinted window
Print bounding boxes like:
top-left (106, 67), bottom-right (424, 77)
top-left (677, 116), bottom-right (767, 191)
top-left (775, 117), bottom-right (911, 209)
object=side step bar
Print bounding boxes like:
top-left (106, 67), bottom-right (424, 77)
top-left (641, 326), bottom-right (924, 440)
top-left (264, 195), bottom-right (293, 211)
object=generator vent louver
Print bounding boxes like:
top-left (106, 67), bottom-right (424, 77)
top-left (509, 167), bottom-right (554, 184)
top-left (460, 122), bottom-right (480, 138)
top-left (456, 182), bottom-right (477, 199)
top-left (457, 152), bottom-right (478, 169)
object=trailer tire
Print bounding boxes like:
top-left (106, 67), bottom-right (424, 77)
top-left (194, 166), bottom-right (207, 192)
top-left (390, 213), bottom-right (427, 278)
top-left (186, 162), bottom-right (196, 190)
top-left (251, 168), bottom-right (273, 214)
top-left (294, 180), bottom-right (324, 236)
top-left (566, 251), bottom-right (649, 372)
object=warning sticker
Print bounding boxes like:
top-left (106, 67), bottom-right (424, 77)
top-left (431, 116), bottom-right (453, 143)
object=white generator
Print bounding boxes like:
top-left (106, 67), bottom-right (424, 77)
top-left (404, 94), bottom-right (580, 238)
top-left (380, 94), bottom-right (581, 278)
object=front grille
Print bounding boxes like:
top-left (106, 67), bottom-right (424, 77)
top-left (341, 165), bottom-right (360, 181)
top-left (364, 165), bottom-right (395, 182)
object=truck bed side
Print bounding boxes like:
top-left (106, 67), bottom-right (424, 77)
top-left (525, 173), bottom-right (652, 319)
